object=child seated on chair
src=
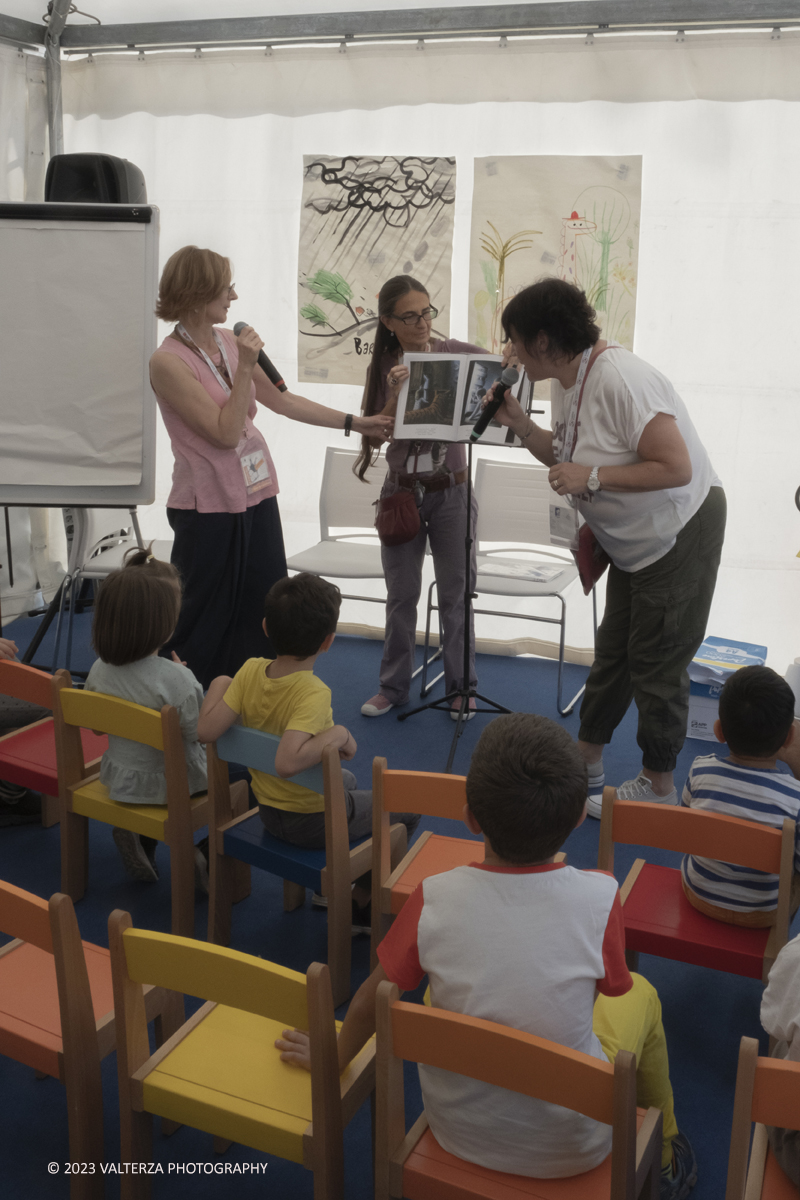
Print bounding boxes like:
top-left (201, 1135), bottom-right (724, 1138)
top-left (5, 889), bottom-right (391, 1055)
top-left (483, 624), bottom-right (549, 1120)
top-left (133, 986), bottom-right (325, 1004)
top-left (197, 572), bottom-right (418, 921)
top-left (681, 665), bottom-right (800, 927)
top-left (276, 712), bottom-right (696, 1199)
top-left (86, 549), bottom-right (208, 884)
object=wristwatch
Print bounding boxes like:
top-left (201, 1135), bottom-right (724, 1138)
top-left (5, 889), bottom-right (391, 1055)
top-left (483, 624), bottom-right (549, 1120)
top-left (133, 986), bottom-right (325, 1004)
top-left (343, 413), bottom-right (353, 437)
top-left (587, 466), bottom-right (602, 493)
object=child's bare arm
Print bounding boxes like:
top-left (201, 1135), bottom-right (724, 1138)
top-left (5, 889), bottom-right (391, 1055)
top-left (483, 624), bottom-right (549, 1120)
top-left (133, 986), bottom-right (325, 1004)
top-left (197, 676), bottom-right (236, 743)
top-left (276, 965), bottom-right (390, 1073)
top-left (275, 725), bottom-right (356, 777)
top-left (778, 719), bottom-right (800, 779)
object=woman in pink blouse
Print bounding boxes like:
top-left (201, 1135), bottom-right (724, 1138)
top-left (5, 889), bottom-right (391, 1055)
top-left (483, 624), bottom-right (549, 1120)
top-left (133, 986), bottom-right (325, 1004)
top-left (150, 246), bottom-right (390, 688)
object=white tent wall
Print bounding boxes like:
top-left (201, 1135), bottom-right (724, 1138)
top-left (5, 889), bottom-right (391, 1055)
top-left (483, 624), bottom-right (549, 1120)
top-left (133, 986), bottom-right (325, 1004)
top-left (52, 34), bottom-right (800, 669)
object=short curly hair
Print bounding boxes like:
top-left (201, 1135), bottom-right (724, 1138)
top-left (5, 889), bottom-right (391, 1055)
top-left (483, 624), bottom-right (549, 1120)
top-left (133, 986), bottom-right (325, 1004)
top-left (466, 713), bottom-right (587, 863)
top-left (502, 278), bottom-right (600, 361)
top-left (155, 245), bottom-right (231, 323)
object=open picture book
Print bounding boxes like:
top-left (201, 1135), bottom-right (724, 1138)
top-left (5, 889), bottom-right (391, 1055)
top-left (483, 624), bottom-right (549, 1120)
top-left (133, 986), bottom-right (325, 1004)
top-left (392, 352), bottom-right (534, 444)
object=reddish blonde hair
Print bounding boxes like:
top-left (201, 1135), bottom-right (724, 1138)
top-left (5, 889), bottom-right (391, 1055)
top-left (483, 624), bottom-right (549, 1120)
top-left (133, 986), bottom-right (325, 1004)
top-left (155, 245), bottom-right (231, 322)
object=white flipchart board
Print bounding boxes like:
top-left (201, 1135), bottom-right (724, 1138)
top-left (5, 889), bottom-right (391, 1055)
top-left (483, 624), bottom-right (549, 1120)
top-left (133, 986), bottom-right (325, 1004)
top-left (0, 202), bottom-right (159, 507)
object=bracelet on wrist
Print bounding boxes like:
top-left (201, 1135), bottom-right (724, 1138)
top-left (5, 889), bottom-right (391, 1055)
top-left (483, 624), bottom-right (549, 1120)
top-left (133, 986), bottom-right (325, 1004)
top-left (344, 413), bottom-right (354, 437)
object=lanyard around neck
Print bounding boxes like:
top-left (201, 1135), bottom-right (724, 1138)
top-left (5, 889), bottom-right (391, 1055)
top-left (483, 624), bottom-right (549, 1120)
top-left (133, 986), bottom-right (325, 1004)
top-left (177, 324), bottom-right (234, 397)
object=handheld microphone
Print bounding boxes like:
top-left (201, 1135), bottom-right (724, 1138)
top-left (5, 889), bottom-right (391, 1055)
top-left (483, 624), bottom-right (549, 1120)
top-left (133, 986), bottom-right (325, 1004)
top-left (233, 321), bottom-right (288, 392)
top-left (470, 366), bottom-right (519, 441)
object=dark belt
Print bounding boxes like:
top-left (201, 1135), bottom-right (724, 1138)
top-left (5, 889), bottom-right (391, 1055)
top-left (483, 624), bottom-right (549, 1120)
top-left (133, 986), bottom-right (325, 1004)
top-left (395, 468), bottom-right (468, 493)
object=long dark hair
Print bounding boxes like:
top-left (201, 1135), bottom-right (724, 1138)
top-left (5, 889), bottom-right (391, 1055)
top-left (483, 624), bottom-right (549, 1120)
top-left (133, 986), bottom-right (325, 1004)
top-left (353, 274), bottom-right (428, 481)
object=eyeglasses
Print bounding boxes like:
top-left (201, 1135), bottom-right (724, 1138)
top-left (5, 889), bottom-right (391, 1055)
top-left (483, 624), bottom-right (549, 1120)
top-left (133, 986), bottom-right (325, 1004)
top-left (392, 306), bottom-right (438, 326)
top-left (227, 284), bottom-right (236, 297)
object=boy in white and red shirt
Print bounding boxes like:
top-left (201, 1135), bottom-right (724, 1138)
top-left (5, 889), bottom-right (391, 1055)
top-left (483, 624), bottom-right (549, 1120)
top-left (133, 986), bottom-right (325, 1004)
top-left (277, 713), bottom-right (695, 1198)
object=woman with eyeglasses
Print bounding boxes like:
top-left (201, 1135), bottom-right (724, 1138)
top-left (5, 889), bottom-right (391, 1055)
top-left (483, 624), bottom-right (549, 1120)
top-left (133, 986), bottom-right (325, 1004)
top-left (149, 245), bottom-right (391, 688)
top-left (354, 274), bottom-right (485, 719)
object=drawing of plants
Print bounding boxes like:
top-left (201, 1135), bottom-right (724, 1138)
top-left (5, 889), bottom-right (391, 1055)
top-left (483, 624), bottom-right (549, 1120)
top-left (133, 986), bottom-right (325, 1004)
top-left (475, 222), bottom-right (541, 352)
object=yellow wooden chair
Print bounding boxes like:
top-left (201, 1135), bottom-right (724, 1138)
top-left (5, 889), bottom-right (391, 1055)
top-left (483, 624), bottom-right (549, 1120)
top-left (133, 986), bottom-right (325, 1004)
top-left (109, 909), bottom-right (375, 1200)
top-left (52, 671), bottom-right (212, 938)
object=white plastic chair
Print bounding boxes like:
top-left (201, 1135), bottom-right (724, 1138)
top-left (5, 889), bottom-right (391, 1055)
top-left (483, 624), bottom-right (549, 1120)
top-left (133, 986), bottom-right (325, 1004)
top-left (422, 458), bottom-right (596, 715)
top-left (54, 508), bottom-right (172, 673)
top-left (287, 446), bottom-right (443, 693)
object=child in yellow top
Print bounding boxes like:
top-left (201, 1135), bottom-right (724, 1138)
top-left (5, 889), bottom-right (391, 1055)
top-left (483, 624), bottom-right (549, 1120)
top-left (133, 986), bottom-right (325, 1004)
top-left (198, 573), bottom-right (418, 916)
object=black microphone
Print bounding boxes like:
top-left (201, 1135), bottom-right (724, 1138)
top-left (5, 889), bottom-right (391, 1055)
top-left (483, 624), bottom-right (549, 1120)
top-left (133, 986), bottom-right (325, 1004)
top-left (470, 366), bottom-right (520, 441)
top-left (233, 321), bottom-right (288, 392)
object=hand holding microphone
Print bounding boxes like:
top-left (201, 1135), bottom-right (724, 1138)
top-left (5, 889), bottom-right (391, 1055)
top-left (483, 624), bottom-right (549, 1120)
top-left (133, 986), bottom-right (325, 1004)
top-left (470, 366), bottom-right (520, 441)
top-left (233, 321), bottom-right (288, 392)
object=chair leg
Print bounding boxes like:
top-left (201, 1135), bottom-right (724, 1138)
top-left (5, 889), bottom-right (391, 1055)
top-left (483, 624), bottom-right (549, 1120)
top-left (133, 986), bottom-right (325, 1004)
top-left (283, 880), bottom-right (306, 911)
top-left (328, 880), bottom-right (352, 1010)
top-left (152, 991), bottom-right (184, 1137)
top-left (169, 835), bottom-right (195, 939)
top-left (213, 1136), bottom-right (232, 1155)
top-left (229, 783), bottom-right (252, 905)
top-left (625, 948), bottom-right (639, 973)
top-left (121, 1110), bottom-right (153, 1199)
top-left (41, 793), bottom-right (60, 828)
top-left (61, 810), bottom-right (89, 901)
top-left (208, 845), bottom-right (235, 945)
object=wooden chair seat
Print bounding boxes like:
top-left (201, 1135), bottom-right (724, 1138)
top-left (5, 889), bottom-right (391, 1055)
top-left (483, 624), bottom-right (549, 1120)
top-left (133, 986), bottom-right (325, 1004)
top-left (403, 1111), bottom-right (650, 1200)
top-left (385, 833), bottom-right (485, 914)
top-left (0, 939), bottom-right (114, 1076)
top-left (71, 777), bottom-right (209, 842)
top-left (222, 811), bottom-right (369, 893)
top-left (622, 862), bottom-right (771, 980)
top-left (0, 720), bottom-right (106, 796)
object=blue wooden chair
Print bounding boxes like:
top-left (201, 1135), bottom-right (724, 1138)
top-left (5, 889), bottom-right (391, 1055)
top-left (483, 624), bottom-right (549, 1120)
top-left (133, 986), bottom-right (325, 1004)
top-left (207, 727), bottom-right (406, 1007)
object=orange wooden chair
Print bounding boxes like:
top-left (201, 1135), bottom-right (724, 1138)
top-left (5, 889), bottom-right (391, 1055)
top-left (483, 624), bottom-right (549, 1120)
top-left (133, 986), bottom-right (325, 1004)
top-left (597, 788), bottom-right (794, 984)
top-left (375, 979), bottom-right (663, 1200)
top-left (52, 671), bottom-right (211, 938)
top-left (0, 660), bottom-right (106, 828)
top-left (0, 879), bottom-right (179, 1199)
top-left (726, 1035), bottom-right (800, 1200)
top-left (370, 760), bottom-right (482, 968)
top-left (109, 909), bottom-right (375, 1200)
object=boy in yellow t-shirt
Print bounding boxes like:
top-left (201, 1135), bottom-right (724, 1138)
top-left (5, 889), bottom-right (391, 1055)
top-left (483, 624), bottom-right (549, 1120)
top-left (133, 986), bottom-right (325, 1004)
top-left (198, 573), bottom-right (418, 919)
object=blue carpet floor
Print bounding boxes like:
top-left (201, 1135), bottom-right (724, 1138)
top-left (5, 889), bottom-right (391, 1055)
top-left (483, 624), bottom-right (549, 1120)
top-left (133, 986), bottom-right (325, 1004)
top-left (0, 611), bottom-right (777, 1198)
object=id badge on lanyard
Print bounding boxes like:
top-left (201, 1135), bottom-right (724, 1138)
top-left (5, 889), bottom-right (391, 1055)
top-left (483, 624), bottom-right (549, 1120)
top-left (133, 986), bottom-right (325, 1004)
top-left (549, 345), bottom-right (592, 550)
top-left (177, 324), bottom-right (272, 495)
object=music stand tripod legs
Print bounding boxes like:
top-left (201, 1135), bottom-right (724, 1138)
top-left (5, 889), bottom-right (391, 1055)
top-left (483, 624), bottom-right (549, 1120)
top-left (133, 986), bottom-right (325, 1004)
top-left (398, 439), bottom-right (510, 774)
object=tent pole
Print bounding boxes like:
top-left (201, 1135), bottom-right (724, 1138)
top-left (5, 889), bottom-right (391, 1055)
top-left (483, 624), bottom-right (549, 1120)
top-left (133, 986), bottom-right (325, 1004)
top-left (45, 0), bottom-right (71, 159)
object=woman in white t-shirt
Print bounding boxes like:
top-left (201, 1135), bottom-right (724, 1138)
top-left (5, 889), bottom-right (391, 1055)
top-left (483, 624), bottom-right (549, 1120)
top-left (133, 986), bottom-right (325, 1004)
top-left (492, 279), bottom-right (726, 814)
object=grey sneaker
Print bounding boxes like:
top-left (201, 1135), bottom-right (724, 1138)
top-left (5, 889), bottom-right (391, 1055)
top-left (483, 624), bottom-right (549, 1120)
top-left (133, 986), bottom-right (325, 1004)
top-left (617, 771), bottom-right (678, 806)
top-left (660, 1131), bottom-right (697, 1200)
top-left (113, 827), bottom-right (158, 883)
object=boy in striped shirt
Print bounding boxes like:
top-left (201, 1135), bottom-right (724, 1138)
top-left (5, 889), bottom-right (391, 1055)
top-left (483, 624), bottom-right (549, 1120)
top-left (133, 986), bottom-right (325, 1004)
top-left (681, 665), bottom-right (800, 925)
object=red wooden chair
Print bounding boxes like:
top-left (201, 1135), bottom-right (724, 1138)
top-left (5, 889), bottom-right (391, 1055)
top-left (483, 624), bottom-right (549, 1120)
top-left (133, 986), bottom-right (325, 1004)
top-left (375, 979), bottom-right (663, 1200)
top-left (0, 660), bottom-right (106, 827)
top-left (0, 879), bottom-right (179, 1199)
top-left (726, 1035), bottom-right (800, 1200)
top-left (597, 788), bottom-right (794, 984)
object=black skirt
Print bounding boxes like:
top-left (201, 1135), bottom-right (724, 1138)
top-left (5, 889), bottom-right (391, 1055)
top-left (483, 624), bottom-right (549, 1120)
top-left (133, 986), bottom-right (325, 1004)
top-left (162, 495), bottom-right (287, 689)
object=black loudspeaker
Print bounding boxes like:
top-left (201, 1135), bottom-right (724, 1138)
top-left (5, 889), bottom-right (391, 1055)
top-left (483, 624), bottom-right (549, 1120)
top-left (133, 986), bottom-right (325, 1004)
top-left (45, 153), bottom-right (147, 203)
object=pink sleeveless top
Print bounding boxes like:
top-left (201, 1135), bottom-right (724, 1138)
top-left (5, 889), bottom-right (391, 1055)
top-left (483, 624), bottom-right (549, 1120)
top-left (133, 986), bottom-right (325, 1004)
top-left (153, 329), bottom-right (279, 513)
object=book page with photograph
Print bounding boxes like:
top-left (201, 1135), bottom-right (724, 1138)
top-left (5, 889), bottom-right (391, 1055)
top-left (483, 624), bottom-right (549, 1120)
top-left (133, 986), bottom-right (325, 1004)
top-left (393, 353), bottom-right (530, 444)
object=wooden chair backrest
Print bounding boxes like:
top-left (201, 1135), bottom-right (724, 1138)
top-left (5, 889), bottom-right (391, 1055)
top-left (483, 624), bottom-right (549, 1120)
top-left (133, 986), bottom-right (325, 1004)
top-left (0, 878), bottom-right (53, 953)
top-left (216, 723), bottom-right (325, 793)
top-left (377, 762), bottom-right (467, 821)
top-left (752, 1056), bottom-right (800, 1129)
top-left (609, 799), bottom-right (785, 873)
top-left (0, 660), bottom-right (53, 708)
top-left (388, 997), bottom-right (616, 1124)
top-left (57, 684), bottom-right (165, 751)
top-left (121, 926), bottom-right (309, 1028)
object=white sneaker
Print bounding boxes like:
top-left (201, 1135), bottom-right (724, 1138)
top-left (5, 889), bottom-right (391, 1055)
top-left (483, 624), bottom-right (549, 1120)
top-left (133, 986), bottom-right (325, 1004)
top-left (586, 761), bottom-right (605, 820)
top-left (616, 771), bottom-right (678, 805)
top-left (361, 693), bottom-right (394, 717)
top-left (450, 698), bottom-right (476, 722)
